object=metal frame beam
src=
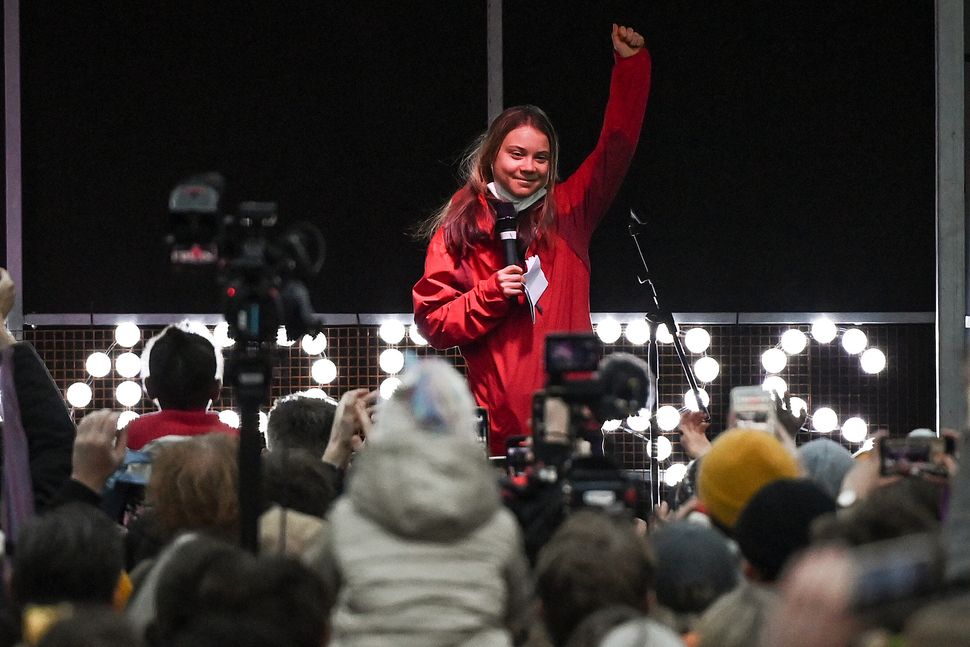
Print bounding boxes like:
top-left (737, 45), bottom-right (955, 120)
top-left (936, 0), bottom-right (966, 431)
top-left (4, 0), bottom-right (23, 335)
top-left (486, 0), bottom-right (503, 124)
top-left (24, 312), bottom-right (935, 327)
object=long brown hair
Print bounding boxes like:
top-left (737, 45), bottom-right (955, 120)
top-left (416, 105), bottom-right (559, 259)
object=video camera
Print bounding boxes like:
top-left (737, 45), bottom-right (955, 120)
top-left (167, 173), bottom-right (325, 344)
top-left (529, 334), bottom-right (655, 465)
top-left (502, 334), bottom-right (654, 562)
top-left (166, 173), bottom-right (326, 552)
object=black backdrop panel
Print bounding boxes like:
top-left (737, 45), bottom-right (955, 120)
top-left (504, 1), bottom-right (935, 313)
top-left (21, 2), bottom-right (487, 314)
top-left (20, 1), bottom-right (934, 315)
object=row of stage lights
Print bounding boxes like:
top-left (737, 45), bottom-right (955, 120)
top-left (584, 317), bottom-right (889, 486)
top-left (374, 320), bottom-right (427, 399)
top-left (360, 317), bottom-right (890, 448)
top-left (369, 317), bottom-right (889, 485)
top-left (64, 321), bottom-right (428, 426)
top-left (591, 317), bottom-right (886, 379)
top-left (64, 318), bottom-right (887, 486)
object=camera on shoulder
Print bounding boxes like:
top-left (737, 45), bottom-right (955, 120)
top-left (500, 334), bottom-right (655, 561)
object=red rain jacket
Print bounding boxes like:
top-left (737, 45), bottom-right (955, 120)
top-left (414, 49), bottom-right (652, 455)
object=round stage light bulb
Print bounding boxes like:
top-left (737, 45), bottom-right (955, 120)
top-left (811, 318), bottom-right (838, 344)
top-left (117, 410), bottom-right (139, 430)
top-left (841, 328), bottom-right (868, 355)
top-left (115, 352), bottom-right (141, 378)
top-left (66, 382), bottom-right (92, 408)
top-left (841, 417), bottom-right (868, 443)
top-left (379, 348), bottom-right (405, 375)
top-left (656, 323), bottom-right (674, 344)
top-left (276, 326), bottom-right (296, 347)
top-left (311, 358), bottom-right (337, 384)
top-left (626, 411), bottom-right (651, 432)
top-left (656, 405), bottom-right (681, 432)
top-left (85, 352), bottom-right (111, 378)
top-left (694, 356), bottom-right (719, 383)
top-left (380, 377), bottom-right (402, 400)
top-left (379, 321), bottom-right (406, 344)
top-left (408, 324), bottom-right (428, 346)
top-left (595, 318), bottom-right (622, 344)
top-left (303, 388), bottom-right (328, 399)
top-left (212, 321), bottom-right (235, 348)
top-left (114, 322), bottom-right (141, 348)
top-left (781, 329), bottom-right (808, 354)
top-left (684, 388), bottom-right (710, 412)
top-left (761, 348), bottom-right (787, 374)
top-left (684, 328), bottom-right (711, 354)
top-left (664, 463), bottom-right (689, 487)
top-left (860, 348), bottom-right (887, 374)
top-left (218, 410), bottom-right (240, 429)
top-left (301, 333), bottom-right (327, 355)
top-left (762, 376), bottom-right (788, 397)
top-left (601, 419), bottom-right (623, 432)
top-left (654, 435), bottom-right (673, 461)
top-left (624, 319), bottom-right (650, 345)
top-left (788, 396), bottom-right (809, 418)
top-left (115, 380), bottom-right (142, 408)
top-left (258, 411), bottom-right (269, 434)
top-left (812, 407), bottom-right (838, 434)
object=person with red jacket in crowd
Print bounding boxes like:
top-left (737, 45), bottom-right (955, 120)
top-left (125, 324), bottom-right (236, 451)
top-left (413, 24), bottom-right (652, 455)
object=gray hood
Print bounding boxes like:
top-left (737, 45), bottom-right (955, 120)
top-left (347, 433), bottom-right (500, 542)
top-left (346, 357), bottom-right (502, 541)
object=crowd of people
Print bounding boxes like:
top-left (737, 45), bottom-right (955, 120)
top-left (0, 277), bottom-right (966, 646)
top-left (2, 20), bottom-right (963, 647)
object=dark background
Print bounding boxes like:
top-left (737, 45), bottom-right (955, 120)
top-left (17, 1), bottom-right (935, 315)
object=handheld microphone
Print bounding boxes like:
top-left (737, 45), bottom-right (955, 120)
top-left (494, 201), bottom-right (520, 267)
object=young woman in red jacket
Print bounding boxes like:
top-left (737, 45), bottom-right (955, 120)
top-left (414, 24), bottom-right (652, 456)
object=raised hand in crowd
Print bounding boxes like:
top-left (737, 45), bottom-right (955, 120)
top-left (650, 497), bottom-right (702, 534)
top-left (836, 431), bottom-right (897, 507)
top-left (773, 391), bottom-right (807, 439)
top-left (353, 390), bottom-right (377, 446)
top-left (322, 388), bottom-right (376, 470)
top-left (71, 409), bottom-right (127, 494)
top-left (678, 410), bottom-right (712, 459)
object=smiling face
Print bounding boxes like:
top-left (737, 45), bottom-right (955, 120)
top-left (491, 125), bottom-right (551, 200)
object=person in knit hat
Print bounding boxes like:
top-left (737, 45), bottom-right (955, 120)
top-left (311, 357), bottom-right (532, 647)
top-left (733, 478), bottom-right (836, 582)
top-left (647, 521), bottom-right (741, 633)
top-left (797, 438), bottom-right (855, 500)
top-left (697, 428), bottom-right (800, 531)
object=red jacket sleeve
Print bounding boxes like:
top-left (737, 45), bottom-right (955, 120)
top-left (412, 230), bottom-right (512, 349)
top-left (556, 48), bottom-right (652, 255)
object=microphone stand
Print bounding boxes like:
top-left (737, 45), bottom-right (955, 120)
top-left (627, 210), bottom-right (710, 508)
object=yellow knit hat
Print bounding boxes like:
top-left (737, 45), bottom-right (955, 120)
top-left (697, 428), bottom-right (800, 529)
